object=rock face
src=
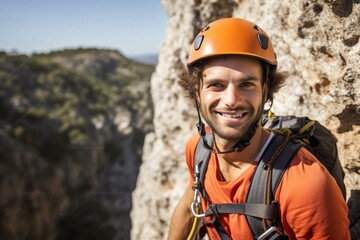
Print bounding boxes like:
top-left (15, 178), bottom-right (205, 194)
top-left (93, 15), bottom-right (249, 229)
top-left (131, 0), bottom-right (359, 239)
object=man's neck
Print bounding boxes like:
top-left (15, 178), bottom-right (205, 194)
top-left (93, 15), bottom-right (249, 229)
top-left (215, 127), bottom-right (270, 165)
top-left (214, 127), bottom-right (270, 181)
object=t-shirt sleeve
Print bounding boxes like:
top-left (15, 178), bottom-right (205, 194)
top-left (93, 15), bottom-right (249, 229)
top-left (276, 147), bottom-right (350, 240)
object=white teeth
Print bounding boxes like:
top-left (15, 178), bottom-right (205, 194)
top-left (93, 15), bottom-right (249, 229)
top-left (222, 113), bottom-right (243, 118)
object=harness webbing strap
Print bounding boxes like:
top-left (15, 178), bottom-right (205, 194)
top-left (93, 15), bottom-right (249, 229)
top-left (246, 134), bottom-right (304, 237)
top-left (194, 134), bottom-right (231, 239)
top-left (204, 202), bottom-right (279, 219)
top-left (194, 134), bottom-right (213, 198)
top-left (212, 220), bottom-right (231, 240)
top-left (193, 132), bottom-right (303, 239)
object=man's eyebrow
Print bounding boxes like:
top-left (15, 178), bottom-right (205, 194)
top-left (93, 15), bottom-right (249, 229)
top-left (239, 75), bottom-right (260, 81)
top-left (202, 74), bottom-right (260, 82)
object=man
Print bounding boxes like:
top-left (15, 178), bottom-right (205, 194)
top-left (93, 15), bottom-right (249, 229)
top-left (168, 18), bottom-right (350, 239)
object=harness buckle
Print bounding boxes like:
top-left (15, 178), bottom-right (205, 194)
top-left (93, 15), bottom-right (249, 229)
top-left (256, 226), bottom-right (283, 240)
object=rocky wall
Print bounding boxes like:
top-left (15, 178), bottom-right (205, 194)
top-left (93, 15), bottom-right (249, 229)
top-left (131, 0), bottom-right (360, 239)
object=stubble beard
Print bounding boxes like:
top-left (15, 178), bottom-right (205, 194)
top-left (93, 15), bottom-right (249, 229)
top-left (201, 105), bottom-right (261, 142)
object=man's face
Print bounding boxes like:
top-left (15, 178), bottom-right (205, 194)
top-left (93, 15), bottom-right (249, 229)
top-left (197, 55), bottom-right (264, 144)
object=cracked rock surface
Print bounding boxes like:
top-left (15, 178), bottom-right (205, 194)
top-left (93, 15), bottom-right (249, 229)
top-left (131, 1), bottom-right (360, 239)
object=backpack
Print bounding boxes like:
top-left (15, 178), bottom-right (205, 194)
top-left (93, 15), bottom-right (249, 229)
top-left (192, 111), bottom-right (346, 239)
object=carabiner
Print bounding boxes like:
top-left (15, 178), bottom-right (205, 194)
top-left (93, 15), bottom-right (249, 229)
top-left (191, 202), bottom-right (205, 218)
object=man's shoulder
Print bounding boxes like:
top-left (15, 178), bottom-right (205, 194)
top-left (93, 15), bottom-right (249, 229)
top-left (186, 133), bottom-right (201, 151)
top-left (291, 146), bottom-right (322, 167)
top-left (282, 146), bottom-right (335, 188)
top-left (184, 134), bottom-right (201, 167)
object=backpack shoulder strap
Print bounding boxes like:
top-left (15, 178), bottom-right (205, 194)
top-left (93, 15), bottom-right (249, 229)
top-left (194, 133), bottom-right (304, 238)
top-left (194, 134), bottom-right (232, 239)
top-left (194, 134), bottom-right (213, 198)
top-left (246, 133), bottom-right (304, 237)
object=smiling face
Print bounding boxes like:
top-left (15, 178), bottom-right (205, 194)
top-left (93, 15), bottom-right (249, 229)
top-left (197, 55), bottom-right (265, 146)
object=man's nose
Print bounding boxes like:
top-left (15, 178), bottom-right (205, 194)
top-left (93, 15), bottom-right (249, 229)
top-left (222, 85), bottom-right (239, 108)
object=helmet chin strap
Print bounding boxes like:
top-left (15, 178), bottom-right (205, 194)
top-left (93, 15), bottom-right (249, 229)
top-left (195, 100), bottom-right (260, 154)
top-left (195, 63), bottom-right (269, 155)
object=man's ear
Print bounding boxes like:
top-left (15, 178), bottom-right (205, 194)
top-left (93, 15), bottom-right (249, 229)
top-left (261, 62), bottom-right (270, 102)
top-left (263, 80), bottom-right (273, 111)
top-left (195, 92), bottom-right (200, 103)
top-left (195, 80), bottom-right (201, 104)
top-left (264, 78), bottom-right (270, 102)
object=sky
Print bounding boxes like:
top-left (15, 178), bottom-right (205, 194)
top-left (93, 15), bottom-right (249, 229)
top-left (0, 0), bottom-right (168, 57)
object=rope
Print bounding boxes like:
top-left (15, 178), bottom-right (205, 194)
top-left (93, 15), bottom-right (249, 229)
top-left (187, 214), bottom-right (199, 240)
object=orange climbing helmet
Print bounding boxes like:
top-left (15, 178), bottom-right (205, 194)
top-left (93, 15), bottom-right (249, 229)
top-left (187, 18), bottom-right (277, 67)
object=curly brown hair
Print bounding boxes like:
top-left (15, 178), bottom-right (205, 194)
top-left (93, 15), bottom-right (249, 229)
top-left (178, 58), bottom-right (287, 105)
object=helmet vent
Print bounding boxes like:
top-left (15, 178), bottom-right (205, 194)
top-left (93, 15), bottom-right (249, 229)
top-left (202, 25), bottom-right (210, 32)
top-left (253, 25), bottom-right (263, 31)
top-left (194, 35), bottom-right (204, 50)
top-left (257, 34), bottom-right (269, 50)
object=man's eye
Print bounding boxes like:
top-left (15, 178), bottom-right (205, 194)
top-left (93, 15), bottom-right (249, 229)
top-left (241, 82), bottom-right (254, 87)
top-left (209, 83), bottom-right (224, 89)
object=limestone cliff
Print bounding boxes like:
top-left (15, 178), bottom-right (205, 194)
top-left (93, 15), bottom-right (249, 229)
top-left (131, 0), bottom-right (359, 239)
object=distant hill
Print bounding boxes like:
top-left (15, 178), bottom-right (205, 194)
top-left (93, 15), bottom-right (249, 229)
top-left (0, 48), bottom-right (155, 240)
top-left (129, 53), bottom-right (159, 64)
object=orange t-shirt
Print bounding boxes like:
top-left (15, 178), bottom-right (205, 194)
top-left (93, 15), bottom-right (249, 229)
top-left (185, 134), bottom-right (350, 240)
